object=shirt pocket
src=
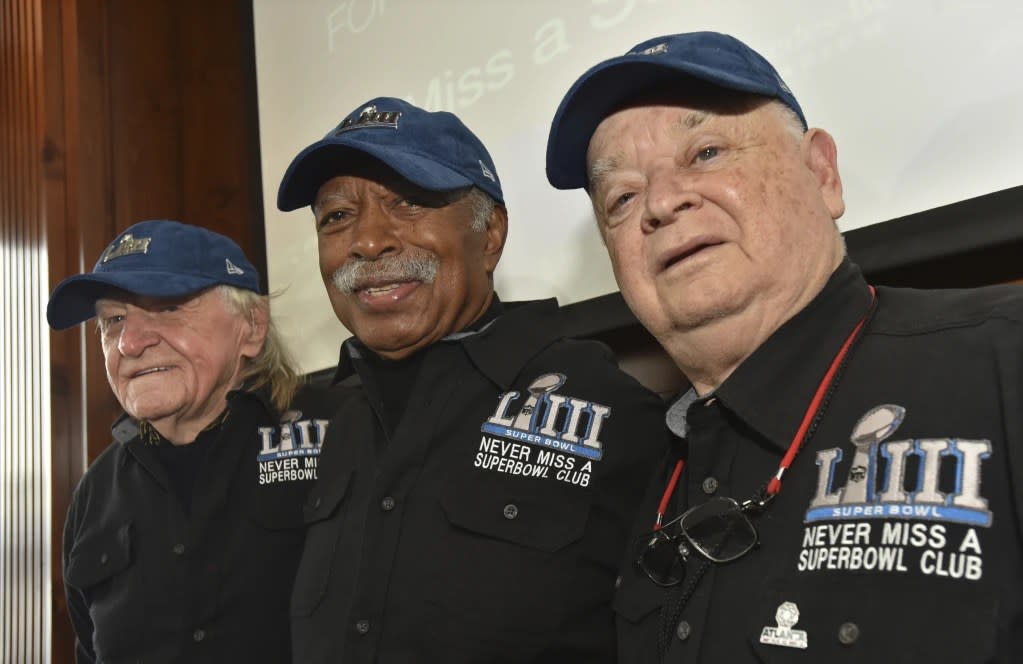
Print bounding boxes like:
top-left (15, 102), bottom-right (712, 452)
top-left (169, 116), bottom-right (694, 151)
top-left (439, 472), bottom-right (589, 553)
top-left (290, 468), bottom-right (353, 617)
top-left (65, 521), bottom-right (138, 656)
top-left (65, 520), bottom-right (133, 591)
top-left (613, 572), bottom-right (667, 664)
top-left (421, 472), bottom-right (593, 644)
top-left (613, 569), bottom-right (665, 626)
top-left (252, 468), bottom-right (317, 531)
top-left (748, 577), bottom-right (997, 663)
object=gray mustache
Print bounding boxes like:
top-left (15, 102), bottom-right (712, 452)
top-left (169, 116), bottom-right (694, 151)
top-left (331, 251), bottom-right (440, 294)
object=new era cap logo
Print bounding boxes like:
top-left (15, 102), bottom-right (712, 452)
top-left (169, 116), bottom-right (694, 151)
top-left (225, 259), bottom-right (245, 275)
top-left (101, 234), bottom-right (151, 263)
top-left (479, 160), bottom-right (496, 182)
top-left (333, 105), bottom-right (402, 136)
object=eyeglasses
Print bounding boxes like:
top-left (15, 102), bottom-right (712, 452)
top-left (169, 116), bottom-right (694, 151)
top-left (634, 495), bottom-right (766, 587)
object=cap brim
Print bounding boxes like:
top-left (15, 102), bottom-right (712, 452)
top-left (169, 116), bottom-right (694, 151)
top-left (277, 139), bottom-right (476, 212)
top-left (546, 57), bottom-right (787, 190)
top-left (46, 271), bottom-right (221, 330)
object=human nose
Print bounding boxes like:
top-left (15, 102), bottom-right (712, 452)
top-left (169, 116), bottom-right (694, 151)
top-left (117, 311), bottom-right (160, 357)
top-left (348, 205), bottom-right (400, 260)
top-left (642, 167), bottom-right (701, 233)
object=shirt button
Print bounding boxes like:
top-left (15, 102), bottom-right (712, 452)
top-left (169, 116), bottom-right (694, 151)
top-left (313, 496), bottom-right (322, 510)
top-left (704, 397), bottom-right (717, 406)
top-left (355, 620), bottom-right (370, 635)
top-left (675, 620), bottom-right (692, 641)
top-left (172, 543), bottom-right (185, 556)
top-left (192, 628), bottom-right (205, 642)
top-left (614, 575), bottom-right (622, 589)
top-left (701, 476), bottom-right (719, 495)
top-left (381, 496), bottom-right (396, 511)
top-left (99, 553), bottom-right (109, 565)
top-left (503, 504), bottom-right (519, 520)
top-left (838, 622), bottom-right (860, 645)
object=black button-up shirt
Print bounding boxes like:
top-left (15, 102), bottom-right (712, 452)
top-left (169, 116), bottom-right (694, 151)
top-left (63, 386), bottom-right (338, 663)
top-left (291, 299), bottom-right (671, 662)
top-left (615, 260), bottom-right (1023, 662)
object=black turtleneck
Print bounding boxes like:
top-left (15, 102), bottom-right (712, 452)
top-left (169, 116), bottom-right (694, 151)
top-left (153, 416), bottom-right (225, 513)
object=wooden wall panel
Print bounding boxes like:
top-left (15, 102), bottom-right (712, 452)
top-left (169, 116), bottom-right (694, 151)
top-left (42, 1), bottom-right (88, 660)
top-left (178, 0), bottom-right (267, 280)
top-left (3, 0), bottom-right (265, 660)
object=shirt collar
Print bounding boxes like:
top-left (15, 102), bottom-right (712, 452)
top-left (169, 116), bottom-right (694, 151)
top-left (460, 298), bottom-right (562, 389)
top-left (666, 259), bottom-right (873, 451)
top-left (331, 296), bottom-right (563, 389)
top-left (666, 388), bottom-right (700, 438)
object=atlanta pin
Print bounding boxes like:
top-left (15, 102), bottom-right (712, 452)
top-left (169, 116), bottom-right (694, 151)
top-left (759, 601), bottom-right (808, 649)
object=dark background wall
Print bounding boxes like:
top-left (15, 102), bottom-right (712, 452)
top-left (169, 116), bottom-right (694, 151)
top-left (1, 1), bottom-right (1020, 661)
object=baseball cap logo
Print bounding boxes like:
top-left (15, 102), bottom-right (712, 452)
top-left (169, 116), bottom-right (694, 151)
top-left (225, 258), bottom-right (245, 276)
top-left (100, 233), bottom-right (151, 263)
top-left (479, 160), bottom-right (496, 183)
top-left (333, 105), bottom-right (402, 136)
top-left (631, 42), bottom-right (668, 56)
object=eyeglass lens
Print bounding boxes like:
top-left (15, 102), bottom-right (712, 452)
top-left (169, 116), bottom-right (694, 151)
top-left (680, 497), bottom-right (758, 562)
top-left (636, 497), bottom-right (759, 587)
top-left (636, 530), bottom-right (688, 586)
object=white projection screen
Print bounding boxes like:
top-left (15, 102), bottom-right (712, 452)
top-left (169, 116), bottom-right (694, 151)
top-left (253, 0), bottom-right (1023, 374)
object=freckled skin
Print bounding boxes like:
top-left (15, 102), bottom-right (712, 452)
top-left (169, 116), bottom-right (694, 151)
top-left (586, 99), bottom-right (846, 392)
top-left (313, 168), bottom-right (507, 360)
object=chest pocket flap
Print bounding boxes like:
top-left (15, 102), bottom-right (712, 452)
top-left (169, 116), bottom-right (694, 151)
top-left (613, 568), bottom-right (667, 624)
top-left (441, 474), bottom-right (589, 552)
top-left (65, 521), bottom-right (133, 590)
top-left (302, 468), bottom-right (353, 525)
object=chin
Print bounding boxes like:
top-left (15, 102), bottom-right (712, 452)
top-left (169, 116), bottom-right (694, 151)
top-left (128, 407), bottom-right (173, 423)
top-left (364, 330), bottom-right (434, 357)
top-left (658, 298), bottom-right (742, 332)
top-left (366, 341), bottom-right (423, 359)
top-left (123, 394), bottom-right (180, 422)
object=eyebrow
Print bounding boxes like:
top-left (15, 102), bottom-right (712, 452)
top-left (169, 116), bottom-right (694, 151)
top-left (681, 110), bottom-right (709, 129)
top-left (312, 191), bottom-right (352, 215)
top-left (587, 110), bottom-right (712, 186)
top-left (587, 156), bottom-right (620, 192)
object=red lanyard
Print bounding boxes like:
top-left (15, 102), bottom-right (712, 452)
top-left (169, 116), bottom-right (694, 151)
top-left (654, 286), bottom-right (877, 530)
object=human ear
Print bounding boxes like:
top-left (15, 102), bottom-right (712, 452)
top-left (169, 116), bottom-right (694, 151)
top-left (802, 128), bottom-right (845, 220)
top-left (482, 205), bottom-right (508, 274)
top-left (240, 300), bottom-right (269, 360)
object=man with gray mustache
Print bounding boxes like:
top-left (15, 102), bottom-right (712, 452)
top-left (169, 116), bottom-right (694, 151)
top-left (330, 247), bottom-right (438, 295)
top-left (276, 97), bottom-right (669, 662)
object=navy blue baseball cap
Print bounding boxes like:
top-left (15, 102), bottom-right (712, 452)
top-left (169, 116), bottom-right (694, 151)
top-left (546, 32), bottom-right (806, 190)
top-left (277, 96), bottom-right (504, 211)
top-left (47, 220), bottom-right (262, 330)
